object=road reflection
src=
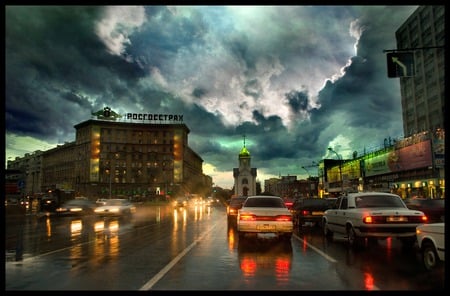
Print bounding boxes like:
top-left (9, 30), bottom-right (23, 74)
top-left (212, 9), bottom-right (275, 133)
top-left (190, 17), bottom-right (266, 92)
top-left (237, 235), bottom-right (293, 287)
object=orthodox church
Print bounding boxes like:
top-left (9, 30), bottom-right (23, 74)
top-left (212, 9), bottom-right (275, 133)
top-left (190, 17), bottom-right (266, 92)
top-left (233, 137), bottom-right (257, 196)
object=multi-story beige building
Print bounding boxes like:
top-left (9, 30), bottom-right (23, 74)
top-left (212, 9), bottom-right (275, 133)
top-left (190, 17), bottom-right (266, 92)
top-left (7, 108), bottom-right (210, 201)
top-left (395, 5), bottom-right (445, 137)
top-left (6, 150), bottom-right (43, 197)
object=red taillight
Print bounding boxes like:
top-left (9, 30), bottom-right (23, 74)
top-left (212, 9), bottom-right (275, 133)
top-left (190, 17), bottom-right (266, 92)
top-left (285, 202), bottom-right (293, 207)
top-left (421, 215), bottom-right (428, 222)
top-left (276, 215), bottom-right (292, 222)
top-left (301, 210), bottom-right (310, 216)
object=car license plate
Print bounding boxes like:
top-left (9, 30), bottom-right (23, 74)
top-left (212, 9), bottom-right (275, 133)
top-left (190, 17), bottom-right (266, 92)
top-left (387, 216), bottom-right (408, 222)
top-left (257, 224), bottom-right (276, 230)
top-left (312, 211), bottom-right (324, 215)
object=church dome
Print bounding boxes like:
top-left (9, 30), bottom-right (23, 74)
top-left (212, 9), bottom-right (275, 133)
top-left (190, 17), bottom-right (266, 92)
top-left (239, 146), bottom-right (250, 157)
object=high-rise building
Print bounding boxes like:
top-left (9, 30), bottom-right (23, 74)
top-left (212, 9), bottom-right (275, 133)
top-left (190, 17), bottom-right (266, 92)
top-left (395, 5), bottom-right (445, 137)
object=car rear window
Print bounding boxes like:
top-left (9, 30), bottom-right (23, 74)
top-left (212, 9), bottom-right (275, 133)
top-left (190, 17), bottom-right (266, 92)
top-left (355, 195), bottom-right (405, 208)
top-left (423, 199), bottom-right (445, 207)
top-left (244, 197), bottom-right (285, 208)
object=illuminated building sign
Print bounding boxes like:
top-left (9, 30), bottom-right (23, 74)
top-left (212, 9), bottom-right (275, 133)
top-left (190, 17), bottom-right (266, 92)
top-left (91, 107), bottom-right (122, 121)
top-left (126, 113), bottom-right (183, 122)
top-left (91, 107), bottom-right (184, 123)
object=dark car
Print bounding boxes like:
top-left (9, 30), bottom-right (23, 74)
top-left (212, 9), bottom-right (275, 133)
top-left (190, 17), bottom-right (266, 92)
top-left (291, 198), bottom-right (332, 230)
top-left (403, 198), bottom-right (445, 223)
top-left (227, 196), bottom-right (248, 224)
top-left (55, 199), bottom-right (97, 216)
top-left (283, 198), bottom-right (296, 210)
top-left (40, 196), bottom-right (58, 213)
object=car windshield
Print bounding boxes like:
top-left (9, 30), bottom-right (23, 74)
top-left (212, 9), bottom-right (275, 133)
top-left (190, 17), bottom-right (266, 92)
top-left (244, 197), bottom-right (285, 208)
top-left (355, 195), bottom-right (406, 208)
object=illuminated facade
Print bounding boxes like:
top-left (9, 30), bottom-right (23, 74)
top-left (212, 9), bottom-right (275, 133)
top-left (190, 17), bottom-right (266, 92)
top-left (322, 130), bottom-right (444, 199)
top-left (233, 143), bottom-right (257, 196)
top-left (70, 119), bottom-right (205, 198)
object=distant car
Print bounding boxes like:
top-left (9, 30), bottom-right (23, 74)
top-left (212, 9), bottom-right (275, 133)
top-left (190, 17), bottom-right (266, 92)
top-left (237, 195), bottom-right (293, 241)
top-left (403, 198), bottom-right (445, 223)
top-left (94, 198), bottom-right (136, 218)
top-left (227, 196), bottom-right (248, 224)
top-left (416, 222), bottom-right (445, 271)
top-left (56, 199), bottom-right (97, 216)
top-left (322, 192), bottom-right (428, 248)
top-left (283, 198), bottom-right (296, 210)
top-left (96, 198), bottom-right (109, 206)
top-left (291, 198), bottom-right (332, 230)
top-left (40, 196), bottom-right (58, 213)
top-left (173, 197), bottom-right (189, 208)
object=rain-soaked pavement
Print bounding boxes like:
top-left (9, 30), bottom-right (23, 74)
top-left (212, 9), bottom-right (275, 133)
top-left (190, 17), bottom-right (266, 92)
top-left (5, 203), bottom-right (445, 290)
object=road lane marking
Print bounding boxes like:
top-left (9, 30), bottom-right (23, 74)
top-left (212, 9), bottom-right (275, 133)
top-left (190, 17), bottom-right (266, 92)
top-left (293, 233), bottom-right (337, 263)
top-left (293, 233), bottom-right (380, 290)
top-left (139, 222), bottom-right (219, 290)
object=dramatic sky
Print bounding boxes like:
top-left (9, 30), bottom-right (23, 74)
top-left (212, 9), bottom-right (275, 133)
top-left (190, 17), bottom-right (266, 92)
top-left (5, 5), bottom-right (419, 189)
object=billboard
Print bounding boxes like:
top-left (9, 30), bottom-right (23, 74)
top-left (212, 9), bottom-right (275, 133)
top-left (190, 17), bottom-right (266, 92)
top-left (365, 140), bottom-right (432, 177)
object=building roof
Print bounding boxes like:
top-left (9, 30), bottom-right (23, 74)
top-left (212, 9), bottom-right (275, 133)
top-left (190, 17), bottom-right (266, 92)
top-left (239, 146), bottom-right (250, 157)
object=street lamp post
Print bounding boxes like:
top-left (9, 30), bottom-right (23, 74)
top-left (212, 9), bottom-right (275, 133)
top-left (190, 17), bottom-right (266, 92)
top-left (328, 147), bottom-right (344, 193)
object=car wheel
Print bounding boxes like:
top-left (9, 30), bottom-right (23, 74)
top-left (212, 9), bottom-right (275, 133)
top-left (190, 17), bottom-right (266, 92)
top-left (422, 241), bottom-right (440, 270)
top-left (322, 219), bottom-right (333, 241)
top-left (346, 226), bottom-right (360, 248)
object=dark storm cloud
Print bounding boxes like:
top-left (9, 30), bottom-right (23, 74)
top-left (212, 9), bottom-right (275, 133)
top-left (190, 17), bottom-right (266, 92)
top-left (5, 5), bottom-right (420, 187)
top-left (286, 90), bottom-right (309, 113)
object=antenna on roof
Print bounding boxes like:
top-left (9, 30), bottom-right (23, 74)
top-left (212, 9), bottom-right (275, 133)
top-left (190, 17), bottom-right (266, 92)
top-left (243, 134), bottom-right (246, 147)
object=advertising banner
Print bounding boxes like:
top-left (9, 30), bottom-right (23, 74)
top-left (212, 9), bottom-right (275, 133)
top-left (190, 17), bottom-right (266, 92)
top-left (365, 140), bottom-right (432, 177)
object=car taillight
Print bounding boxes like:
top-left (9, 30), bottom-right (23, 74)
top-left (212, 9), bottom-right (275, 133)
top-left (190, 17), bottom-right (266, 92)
top-left (239, 214), bottom-right (256, 221)
top-left (363, 216), bottom-right (385, 223)
top-left (301, 210), bottom-right (310, 216)
top-left (276, 215), bottom-right (292, 221)
top-left (363, 216), bottom-right (374, 223)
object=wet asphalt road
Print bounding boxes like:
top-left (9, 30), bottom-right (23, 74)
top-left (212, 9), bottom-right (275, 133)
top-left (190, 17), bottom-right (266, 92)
top-left (5, 204), bottom-right (445, 290)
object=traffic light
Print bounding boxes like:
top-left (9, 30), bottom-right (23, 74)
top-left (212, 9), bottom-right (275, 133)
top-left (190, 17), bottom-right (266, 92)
top-left (386, 52), bottom-right (414, 78)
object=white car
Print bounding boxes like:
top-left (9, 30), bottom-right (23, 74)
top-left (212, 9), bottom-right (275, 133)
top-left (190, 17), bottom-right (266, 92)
top-left (237, 195), bottom-right (293, 241)
top-left (94, 198), bottom-right (136, 218)
top-left (322, 192), bottom-right (427, 248)
top-left (416, 222), bottom-right (445, 270)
